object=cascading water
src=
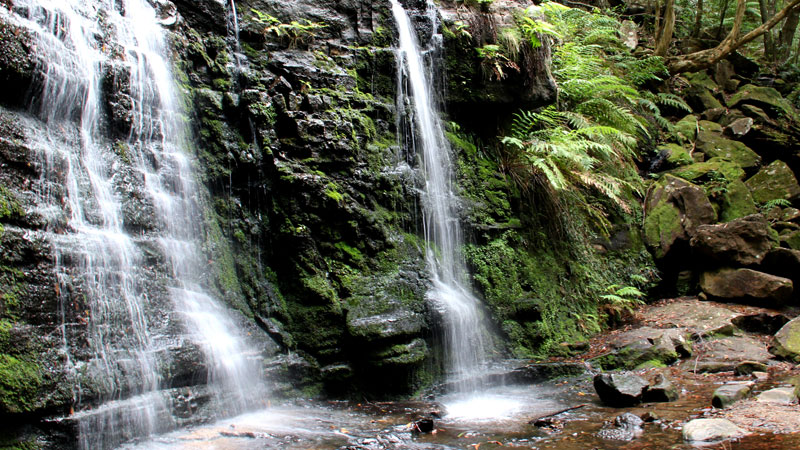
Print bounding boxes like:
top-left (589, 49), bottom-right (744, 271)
top-left (390, 0), bottom-right (492, 394)
top-left (7, 0), bottom-right (264, 447)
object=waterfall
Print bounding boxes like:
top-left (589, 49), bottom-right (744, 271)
top-left (390, 0), bottom-right (491, 393)
top-left (7, 0), bottom-right (264, 447)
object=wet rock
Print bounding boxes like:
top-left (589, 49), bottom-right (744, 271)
top-left (410, 418), bottom-right (434, 434)
top-left (509, 362), bottom-right (587, 383)
top-left (593, 372), bottom-right (649, 407)
top-left (745, 160), bottom-right (800, 204)
top-left (712, 382), bottom-right (753, 408)
top-left (597, 412), bottom-right (644, 441)
top-left (734, 361), bottom-right (768, 376)
top-left (732, 311), bottom-right (790, 335)
top-left (592, 327), bottom-right (687, 370)
top-left (700, 268), bottom-right (792, 304)
top-left (643, 373), bottom-right (679, 402)
top-left (690, 214), bottom-right (776, 266)
top-left (757, 387), bottom-right (798, 404)
top-left (683, 418), bottom-right (749, 442)
top-left (643, 175), bottom-right (716, 260)
top-left (686, 335), bottom-right (772, 373)
top-left (771, 317), bottom-right (800, 362)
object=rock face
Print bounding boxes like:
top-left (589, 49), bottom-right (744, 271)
top-left (690, 214), bottom-right (776, 266)
top-left (593, 372), bottom-right (649, 407)
top-left (683, 418), bottom-right (749, 442)
top-left (700, 268), bottom-right (793, 303)
top-left (771, 317), bottom-right (800, 362)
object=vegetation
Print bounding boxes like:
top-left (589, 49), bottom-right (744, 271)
top-left (250, 9), bottom-right (326, 48)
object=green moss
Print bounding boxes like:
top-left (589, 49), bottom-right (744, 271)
top-left (643, 201), bottom-right (682, 259)
top-left (670, 158), bottom-right (745, 183)
top-left (0, 186), bottom-right (23, 221)
top-left (0, 354), bottom-right (41, 414)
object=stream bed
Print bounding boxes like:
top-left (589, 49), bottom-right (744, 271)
top-left (120, 375), bottom-right (800, 450)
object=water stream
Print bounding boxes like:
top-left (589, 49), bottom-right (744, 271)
top-left (390, 0), bottom-right (492, 396)
top-left (7, 0), bottom-right (264, 447)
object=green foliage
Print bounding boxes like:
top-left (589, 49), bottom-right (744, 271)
top-left (599, 284), bottom-right (645, 320)
top-left (476, 44), bottom-right (519, 80)
top-left (250, 9), bottom-right (326, 48)
top-left (761, 198), bottom-right (792, 213)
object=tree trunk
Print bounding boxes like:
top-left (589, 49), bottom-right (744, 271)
top-left (692, 0), bottom-right (704, 38)
top-left (717, 0), bottom-right (730, 39)
top-left (759, 0), bottom-right (776, 59)
top-left (669, 0), bottom-right (800, 73)
top-left (655, 0), bottom-right (676, 55)
top-left (778, 7), bottom-right (800, 61)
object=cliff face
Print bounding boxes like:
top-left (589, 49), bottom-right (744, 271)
top-left (0, 0), bottom-right (568, 445)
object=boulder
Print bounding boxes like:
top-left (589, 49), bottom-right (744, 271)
top-left (700, 268), bottom-right (793, 303)
top-left (719, 180), bottom-right (759, 222)
top-left (745, 160), bottom-right (800, 204)
top-left (592, 327), bottom-right (688, 370)
top-left (696, 134), bottom-right (761, 170)
top-left (771, 317), bottom-right (800, 362)
top-left (593, 372), bottom-right (649, 407)
top-left (683, 418), bottom-right (749, 442)
top-left (727, 84), bottom-right (799, 122)
top-left (644, 175), bottom-right (716, 259)
top-left (760, 247), bottom-right (800, 288)
top-left (712, 382), bottom-right (753, 408)
top-left (756, 387), bottom-right (798, 404)
top-left (725, 117), bottom-right (753, 138)
top-left (656, 143), bottom-right (693, 169)
top-left (734, 361), bottom-right (768, 376)
top-left (596, 412), bottom-right (644, 440)
top-left (732, 311), bottom-right (791, 334)
top-left (781, 229), bottom-right (800, 250)
top-left (641, 300), bottom-right (738, 337)
top-left (671, 158), bottom-right (746, 183)
top-left (683, 335), bottom-right (772, 374)
top-left (674, 114), bottom-right (699, 144)
top-left (690, 214), bottom-right (776, 265)
top-left (643, 373), bottom-right (679, 402)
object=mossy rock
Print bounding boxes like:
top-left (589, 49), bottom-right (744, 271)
top-left (780, 229), bottom-right (800, 250)
top-left (671, 158), bottom-right (746, 183)
top-left (720, 179), bottom-right (758, 222)
top-left (674, 114), bottom-right (698, 143)
top-left (698, 120), bottom-right (723, 133)
top-left (771, 317), bottom-right (800, 362)
top-left (0, 354), bottom-right (41, 414)
top-left (696, 134), bottom-right (760, 170)
top-left (685, 71), bottom-right (720, 92)
top-left (745, 160), bottom-right (800, 204)
top-left (727, 84), bottom-right (799, 122)
top-left (658, 143), bottom-right (693, 168)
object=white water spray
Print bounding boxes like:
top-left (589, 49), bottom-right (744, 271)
top-left (390, 0), bottom-right (491, 393)
top-left (7, 0), bottom-right (265, 447)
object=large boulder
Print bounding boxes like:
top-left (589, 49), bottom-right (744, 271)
top-left (671, 158), bottom-right (746, 183)
top-left (700, 268), bottom-right (793, 303)
top-left (644, 175), bottom-right (716, 259)
top-left (727, 84), bottom-right (799, 122)
top-left (591, 327), bottom-right (687, 370)
top-left (683, 418), bottom-right (749, 442)
top-left (745, 160), bottom-right (800, 204)
top-left (761, 247), bottom-right (800, 288)
top-left (690, 214), bottom-right (776, 265)
top-left (696, 135), bottom-right (761, 170)
top-left (593, 372), bottom-right (649, 407)
top-left (719, 180), bottom-right (759, 222)
top-left (771, 317), bottom-right (800, 362)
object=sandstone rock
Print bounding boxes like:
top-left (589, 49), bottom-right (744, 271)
top-left (643, 373), bottom-right (679, 402)
top-left (727, 84), bottom-right (799, 122)
top-left (592, 327), bottom-right (688, 370)
top-left (696, 134), bottom-right (760, 170)
top-left (732, 311), bottom-right (790, 334)
top-left (745, 160), bottom-right (800, 204)
top-left (756, 387), bottom-right (798, 404)
top-left (781, 229), bottom-right (800, 250)
top-left (619, 20), bottom-right (638, 50)
top-left (691, 214), bottom-right (775, 265)
top-left (771, 317), bottom-right (800, 362)
top-left (719, 180), bottom-right (758, 222)
top-left (700, 268), bottom-right (792, 303)
top-left (712, 382), bottom-right (753, 408)
top-left (734, 361), bottom-right (768, 376)
top-left (674, 114), bottom-right (698, 144)
top-left (597, 412), bottom-right (644, 440)
top-left (593, 372), bottom-right (649, 407)
top-left (725, 117), bottom-right (753, 138)
top-left (644, 175), bottom-right (716, 259)
top-left (683, 418), bottom-right (748, 442)
top-left (671, 157), bottom-right (746, 183)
